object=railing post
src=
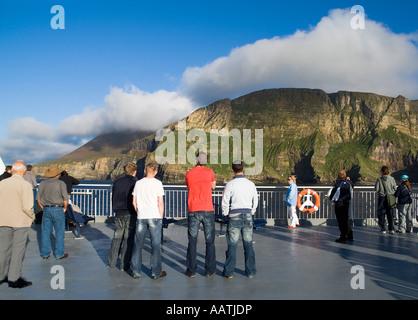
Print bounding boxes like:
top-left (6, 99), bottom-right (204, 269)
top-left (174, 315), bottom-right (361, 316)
top-left (94, 194), bottom-right (97, 219)
top-left (263, 199), bottom-right (266, 219)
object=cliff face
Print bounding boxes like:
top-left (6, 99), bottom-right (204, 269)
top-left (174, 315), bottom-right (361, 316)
top-left (33, 89), bottom-right (418, 184)
top-left (32, 130), bottom-right (155, 180)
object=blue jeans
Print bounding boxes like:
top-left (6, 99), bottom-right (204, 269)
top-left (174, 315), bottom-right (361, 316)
top-left (397, 203), bottom-right (413, 233)
top-left (130, 219), bottom-right (163, 277)
top-left (41, 207), bottom-right (66, 259)
top-left (186, 211), bottom-right (216, 276)
top-left (223, 213), bottom-right (256, 277)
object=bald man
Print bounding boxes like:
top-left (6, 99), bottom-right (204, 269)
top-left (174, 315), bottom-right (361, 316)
top-left (0, 160), bottom-right (35, 288)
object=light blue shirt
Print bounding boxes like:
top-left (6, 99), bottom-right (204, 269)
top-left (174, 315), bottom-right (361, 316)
top-left (286, 182), bottom-right (298, 207)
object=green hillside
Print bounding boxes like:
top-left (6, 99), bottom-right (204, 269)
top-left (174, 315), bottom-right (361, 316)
top-left (33, 89), bottom-right (418, 184)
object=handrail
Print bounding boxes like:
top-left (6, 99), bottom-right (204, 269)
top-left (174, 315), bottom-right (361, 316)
top-left (67, 183), bottom-right (417, 229)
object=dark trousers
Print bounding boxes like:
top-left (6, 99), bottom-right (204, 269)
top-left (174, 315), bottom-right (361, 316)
top-left (377, 196), bottom-right (394, 232)
top-left (335, 201), bottom-right (353, 240)
top-left (108, 213), bottom-right (136, 270)
top-left (186, 211), bottom-right (216, 276)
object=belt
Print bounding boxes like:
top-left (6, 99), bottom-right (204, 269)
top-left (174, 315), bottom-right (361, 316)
top-left (44, 205), bottom-right (64, 207)
top-left (229, 208), bottom-right (253, 215)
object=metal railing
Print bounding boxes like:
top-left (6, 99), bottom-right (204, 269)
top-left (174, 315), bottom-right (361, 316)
top-left (70, 184), bottom-right (113, 218)
top-left (70, 184), bottom-right (418, 228)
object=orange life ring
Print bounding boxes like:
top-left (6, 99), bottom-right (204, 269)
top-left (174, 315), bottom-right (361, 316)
top-left (297, 189), bottom-right (320, 214)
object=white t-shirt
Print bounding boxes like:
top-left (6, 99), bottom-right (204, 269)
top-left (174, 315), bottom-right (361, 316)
top-left (132, 177), bottom-right (164, 219)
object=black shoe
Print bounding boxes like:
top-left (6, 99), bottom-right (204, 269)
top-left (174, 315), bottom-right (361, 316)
top-left (152, 271), bottom-right (167, 280)
top-left (0, 277), bottom-right (8, 285)
top-left (8, 278), bottom-right (32, 289)
top-left (184, 270), bottom-right (196, 278)
top-left (335, 238), bottom-right (346, 243)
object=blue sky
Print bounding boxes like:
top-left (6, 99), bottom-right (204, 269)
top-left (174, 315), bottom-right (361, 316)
top-left (0, 0), bottom-right (417, 165)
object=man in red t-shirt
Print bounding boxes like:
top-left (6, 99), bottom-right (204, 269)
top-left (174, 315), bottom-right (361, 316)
top-left (185, 152), bottom-right (216, 278)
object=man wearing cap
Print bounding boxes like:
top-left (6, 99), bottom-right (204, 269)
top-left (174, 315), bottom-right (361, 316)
top-left (36, 165), bottom-right (69, 260)
top-left (0, 160), bottom-right (35, 288)
top-left (185, 151), bottom-right (216, 278)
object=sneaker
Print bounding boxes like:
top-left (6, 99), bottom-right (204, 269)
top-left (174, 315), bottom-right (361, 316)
top-left (152, 271), bottom-right (167, 280)
top-left (205, 272), bottom-right (216, 278)
top-left (380, 230), bottom-right (387, 234)
top-left (184, 271), bottom-right (196, 278)
top-left (389, 230), bottom-right (395, 235)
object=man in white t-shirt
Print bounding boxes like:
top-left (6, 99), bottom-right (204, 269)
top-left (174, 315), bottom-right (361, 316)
top-left (130, 163), bottom-right (167, 280)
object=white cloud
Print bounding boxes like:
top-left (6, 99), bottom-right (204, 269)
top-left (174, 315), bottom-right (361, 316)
top-left (181, 8), bottom-right (418, 105)
top-left (58, 86), bottom-right (197, 137)
top-left (0, 117), bottom-right (65, 164)
top-left (0, 135), bottom-right (78, 165)
top-left (8, 117), bottom-right (55, 140)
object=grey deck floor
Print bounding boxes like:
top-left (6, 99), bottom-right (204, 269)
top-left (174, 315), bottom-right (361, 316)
top-left (1, 220), bottom-right (417, 301)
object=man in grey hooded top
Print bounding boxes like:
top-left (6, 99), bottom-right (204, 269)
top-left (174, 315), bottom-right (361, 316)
top-left (374, 166), bottom-right (397, 234)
